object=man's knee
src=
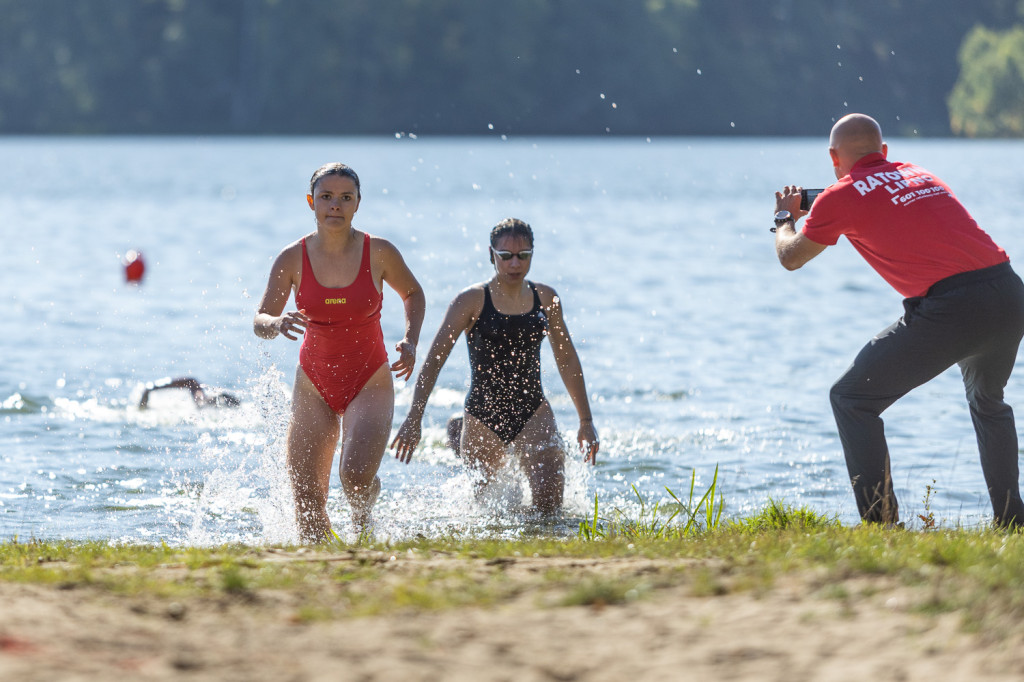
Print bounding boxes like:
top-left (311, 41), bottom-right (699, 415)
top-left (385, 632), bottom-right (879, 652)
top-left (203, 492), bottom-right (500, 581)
top-left (829, 379), bottom-right (857, 417)
top-left (964, 380), bottom-right (1009, 416)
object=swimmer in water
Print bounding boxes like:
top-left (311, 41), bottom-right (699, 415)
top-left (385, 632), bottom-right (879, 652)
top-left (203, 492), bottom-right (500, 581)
top-left (138, 377), bottom-right (240, 409)
top-left (254, 162), bottom-right (425, 543)
top-left (391, 218), bottom-right (598, 513)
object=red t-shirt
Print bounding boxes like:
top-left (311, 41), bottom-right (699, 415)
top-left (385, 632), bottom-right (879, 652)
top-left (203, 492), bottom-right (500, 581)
top-left (802, 153), bottom-right (1007, 297)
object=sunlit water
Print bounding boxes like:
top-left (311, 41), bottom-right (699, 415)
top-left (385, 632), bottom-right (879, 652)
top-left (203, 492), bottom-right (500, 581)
top-left (5, 135), bottom-right (1024, 543)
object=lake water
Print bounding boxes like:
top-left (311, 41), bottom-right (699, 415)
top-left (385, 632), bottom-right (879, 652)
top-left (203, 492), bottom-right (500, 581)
top-left (5, 135), bottom-right (1024, 544)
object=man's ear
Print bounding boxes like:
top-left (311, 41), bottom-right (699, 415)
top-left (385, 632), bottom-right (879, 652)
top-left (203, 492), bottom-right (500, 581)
top-left (829, 147), bottom-right (840, 168)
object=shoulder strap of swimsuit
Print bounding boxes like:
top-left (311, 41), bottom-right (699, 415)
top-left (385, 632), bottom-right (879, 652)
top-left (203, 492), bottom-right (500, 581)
top-left (360, 233), bottom-right (372, 274)
top-left (481, 284), bottom-right (496, 316)
top-left (300, 237), bottom-right (313, 283)
top-left (355, 232), bottom-right (380, 295)
top-left (528, 281), bottom-right (542, 312)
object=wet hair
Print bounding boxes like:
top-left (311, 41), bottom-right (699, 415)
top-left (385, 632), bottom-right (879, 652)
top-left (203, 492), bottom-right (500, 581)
top-left (309, 162), bottom-right (361, 198)
top-left (489, 218), bottom-right (534, 249)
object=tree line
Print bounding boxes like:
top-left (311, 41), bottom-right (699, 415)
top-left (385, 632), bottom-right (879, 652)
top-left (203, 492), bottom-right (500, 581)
top-left (1, 0), bottom-right (1022, 137)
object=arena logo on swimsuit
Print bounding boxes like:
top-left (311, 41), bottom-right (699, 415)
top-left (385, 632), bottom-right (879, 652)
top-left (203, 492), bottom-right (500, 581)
top-left (324, 298), bottom-right (347, 305)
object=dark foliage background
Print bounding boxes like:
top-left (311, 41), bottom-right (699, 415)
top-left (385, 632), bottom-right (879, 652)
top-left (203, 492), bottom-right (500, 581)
top-left (2, 0), bottom-right (1022, 136)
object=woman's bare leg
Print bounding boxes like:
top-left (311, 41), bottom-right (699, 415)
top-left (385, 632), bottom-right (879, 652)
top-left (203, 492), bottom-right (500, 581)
top-left (460, 413), bottom-right (511, 486)
top-left (513, 401), bottom-right (565, 514)
top-left (287, 367), bottom-right (341, 543)
top-left (338, 363), bottom-right (393, 530)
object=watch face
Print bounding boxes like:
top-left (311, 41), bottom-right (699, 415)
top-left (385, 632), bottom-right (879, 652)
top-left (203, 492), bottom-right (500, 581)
top-left (774, 211), bottom-right (792, 222)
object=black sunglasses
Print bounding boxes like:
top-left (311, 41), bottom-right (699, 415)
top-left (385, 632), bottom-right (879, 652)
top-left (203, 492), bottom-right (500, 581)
top-left (492, 248), bottom-right (533, 261)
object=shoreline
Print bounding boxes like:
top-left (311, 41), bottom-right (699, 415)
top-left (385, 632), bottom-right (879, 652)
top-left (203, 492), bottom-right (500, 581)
top-left (3, 529), bottom-right (1024, 680)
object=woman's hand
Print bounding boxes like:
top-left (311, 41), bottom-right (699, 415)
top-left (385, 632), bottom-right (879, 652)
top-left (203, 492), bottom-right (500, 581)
top-left (275, 310), bottom-right (308, 340)
top-left (390, 340), bottom-right (416, 381)
top-left (578, 420), bottom-right (599, 464)
top-left (390, 417), bottom-right (421, 464)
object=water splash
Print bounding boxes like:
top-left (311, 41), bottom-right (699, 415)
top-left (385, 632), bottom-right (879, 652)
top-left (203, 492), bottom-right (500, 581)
top-left (182, 358), bottom-right (297, 545)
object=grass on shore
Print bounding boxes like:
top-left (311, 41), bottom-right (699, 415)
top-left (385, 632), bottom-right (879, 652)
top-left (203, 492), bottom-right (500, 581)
top-left (3, 486), bottom-right (1024, 640)
top-left (2, 509), bottom-right (1024, 638)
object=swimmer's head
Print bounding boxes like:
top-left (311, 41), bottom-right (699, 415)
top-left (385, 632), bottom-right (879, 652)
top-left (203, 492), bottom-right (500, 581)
top-left (214, 393), bottom-right (241, 408)
top-left (310, 163), bottom-right (361, 199)
top-left (489, 218), bottom-right (534, 263)
top-left (202, 390), bottom-right (241, 408)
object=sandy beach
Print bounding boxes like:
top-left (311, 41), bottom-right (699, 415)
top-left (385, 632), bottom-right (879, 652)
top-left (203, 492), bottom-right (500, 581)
top-left (2, 548), bottom-right (1023, 681)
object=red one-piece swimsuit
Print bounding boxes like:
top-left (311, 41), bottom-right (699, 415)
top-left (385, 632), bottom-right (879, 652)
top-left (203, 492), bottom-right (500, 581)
top-left (295, 233), bottom-right (389, 414)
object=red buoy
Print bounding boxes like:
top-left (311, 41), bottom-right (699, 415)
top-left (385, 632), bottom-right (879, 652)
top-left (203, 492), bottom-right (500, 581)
top-left (123, 250), bottom-right (146, 283)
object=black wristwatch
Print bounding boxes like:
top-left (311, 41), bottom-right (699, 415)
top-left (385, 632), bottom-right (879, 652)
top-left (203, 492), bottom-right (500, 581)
top-left (771, 210), bottom-right (793, 233)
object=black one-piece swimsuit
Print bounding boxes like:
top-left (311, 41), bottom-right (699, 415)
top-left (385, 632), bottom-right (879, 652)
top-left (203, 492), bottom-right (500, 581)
top-left (464, 282), bottom-right (548, 444)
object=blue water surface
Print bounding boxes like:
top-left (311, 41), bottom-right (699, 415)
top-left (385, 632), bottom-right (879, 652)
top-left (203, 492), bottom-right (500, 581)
top-left (4, 135), bottom-right (1024, 543)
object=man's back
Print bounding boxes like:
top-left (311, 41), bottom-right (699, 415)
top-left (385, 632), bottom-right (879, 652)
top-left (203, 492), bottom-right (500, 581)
top-left (802, 152), bottom-right (1007, 297)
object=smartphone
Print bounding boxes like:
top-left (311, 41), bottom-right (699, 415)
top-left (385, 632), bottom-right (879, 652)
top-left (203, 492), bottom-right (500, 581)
top-left (800, 188), bottom-right (824, 211)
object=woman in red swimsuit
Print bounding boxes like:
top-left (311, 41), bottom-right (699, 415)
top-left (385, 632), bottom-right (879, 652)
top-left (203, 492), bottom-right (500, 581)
top-left (254, 163), bottom-right (425, 542)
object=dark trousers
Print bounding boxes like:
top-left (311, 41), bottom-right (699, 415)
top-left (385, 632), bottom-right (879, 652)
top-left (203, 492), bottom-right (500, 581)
top-left (830, 262), bottom-right (1024, 527)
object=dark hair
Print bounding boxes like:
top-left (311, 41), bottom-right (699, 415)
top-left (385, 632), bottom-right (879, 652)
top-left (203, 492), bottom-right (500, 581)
top-left (309, 162), bottom-right (361, 198)
top-left (489, 218), bottom-right (534, 249)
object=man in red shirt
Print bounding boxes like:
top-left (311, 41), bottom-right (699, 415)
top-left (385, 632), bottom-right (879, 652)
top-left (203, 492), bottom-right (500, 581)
top-left (773, 113), bottom-right (1024, 528)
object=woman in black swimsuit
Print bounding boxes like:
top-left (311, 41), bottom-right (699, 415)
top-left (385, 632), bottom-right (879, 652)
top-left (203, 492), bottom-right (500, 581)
top-left (391, 218), bottom-right (598, 512)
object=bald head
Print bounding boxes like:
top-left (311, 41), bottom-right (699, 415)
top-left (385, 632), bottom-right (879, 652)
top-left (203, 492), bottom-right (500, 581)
top-left (828, 114), bottom-right (886, 178)
top-left (830, 114), bottom-right (884, 155)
